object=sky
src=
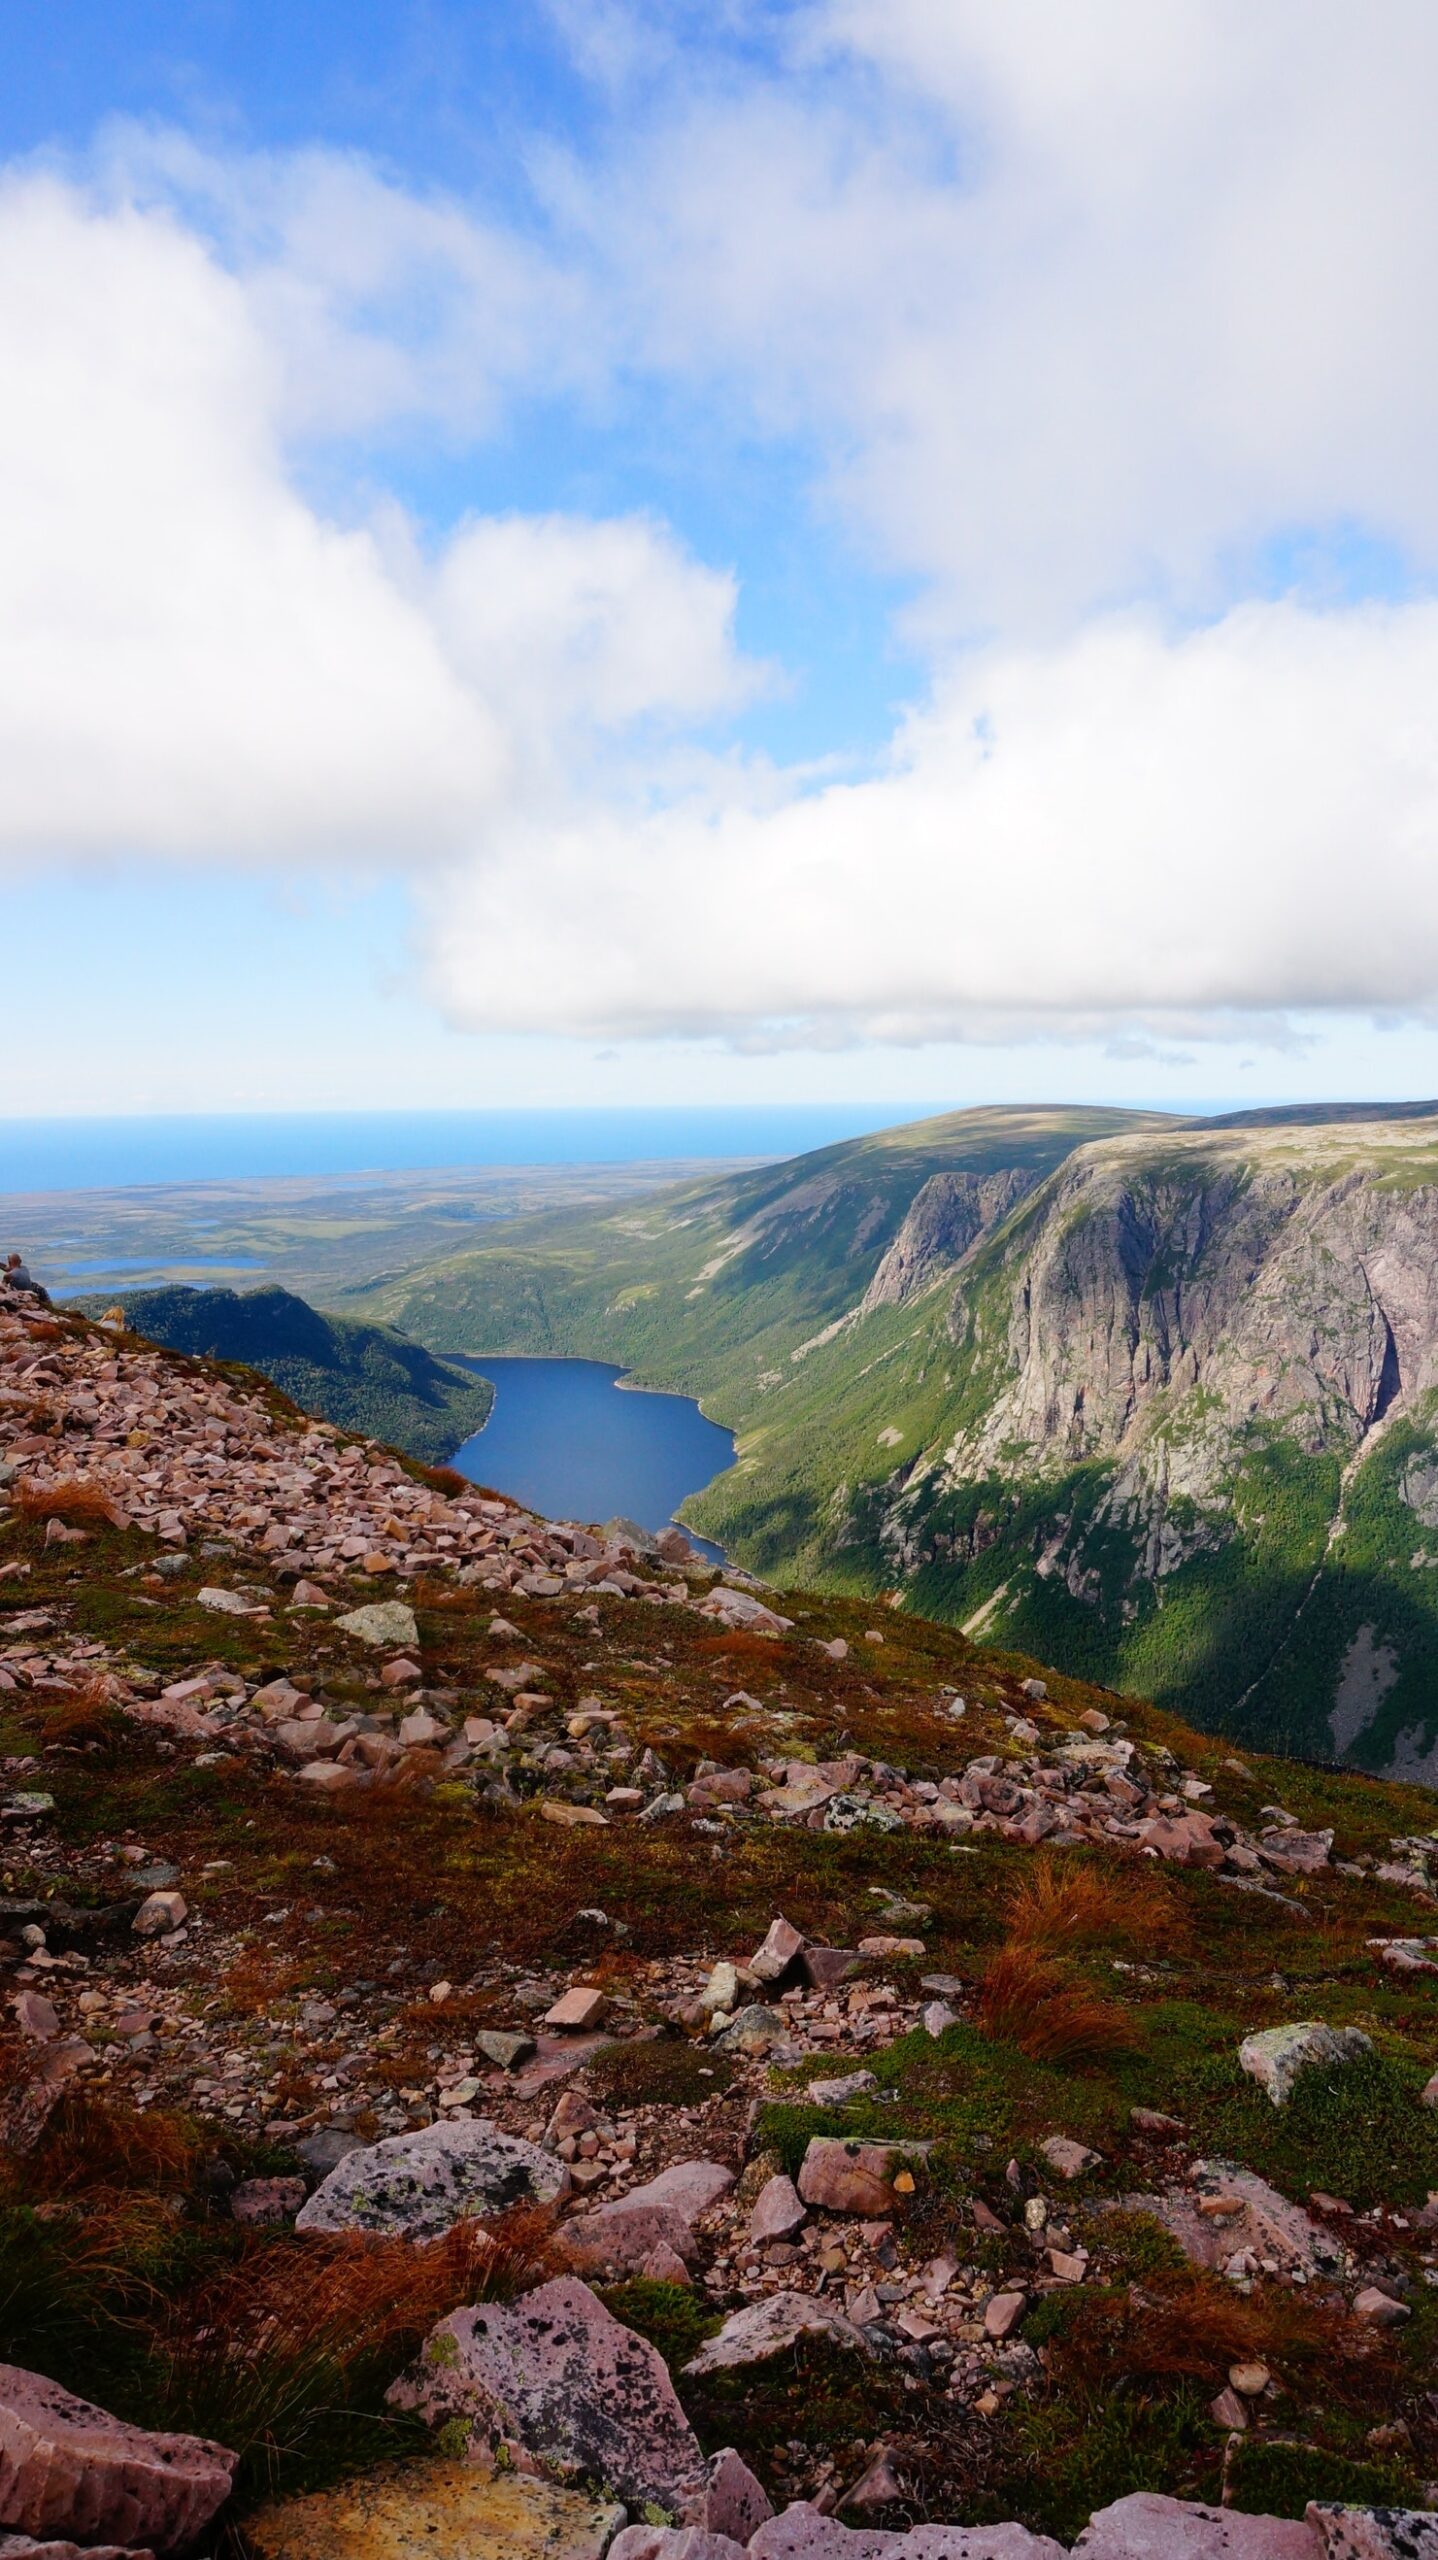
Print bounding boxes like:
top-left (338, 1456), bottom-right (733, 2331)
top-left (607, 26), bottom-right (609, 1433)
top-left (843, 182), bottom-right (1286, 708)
top-left (5, 0), bottom-right (1438, 1118)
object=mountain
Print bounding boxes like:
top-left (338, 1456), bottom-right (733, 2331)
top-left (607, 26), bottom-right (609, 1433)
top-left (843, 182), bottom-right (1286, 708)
top-left (85, 1280), bottom-right (493, 1465)
top-left (5, 1257), bottom-right (1438, 2547)
top-left (343, 1102), bottom-right (1438, 1776)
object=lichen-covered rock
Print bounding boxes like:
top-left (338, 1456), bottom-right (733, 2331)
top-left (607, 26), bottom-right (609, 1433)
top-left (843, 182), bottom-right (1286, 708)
top-left (388, 2277), bottom-right (706, 2516)
top-left (0, 2363), bottom-right (234, 2554)
top-left (1308, 2506), bottom-right (1438, 2556)
top-left (798, 2138), bottom-right (924, 2217)
top-left (245, 2457), bottom-right (624, 2560)
top-left (294, 2118), bottom-right (567, 2240)
top-left (682, 2293), bottom-right (872, 2376)
top-left (334, 1602), bottom-right (419, 1650)
top-left (1237, 2023), bottom-right (1374, 2107)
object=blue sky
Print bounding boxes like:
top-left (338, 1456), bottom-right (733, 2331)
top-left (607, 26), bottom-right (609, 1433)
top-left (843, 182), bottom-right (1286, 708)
top-left (5, 2), bottom-right (1438, 1117)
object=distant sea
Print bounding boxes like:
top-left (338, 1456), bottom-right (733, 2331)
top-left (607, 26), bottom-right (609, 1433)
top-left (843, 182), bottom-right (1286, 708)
top-left (0, 1106), bottom-right (950, 1195)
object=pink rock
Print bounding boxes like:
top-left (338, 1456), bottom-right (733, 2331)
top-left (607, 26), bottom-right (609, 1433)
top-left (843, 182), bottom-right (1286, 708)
top-left (750, 1916), bottom-right (805, 1983)
top-left (609, 2536), bottom-right (747, 2560)
top-left (380, 1658), bottom-right (424, 1687)
top-left (1352, 2287), bottom-right (1410, 2326)
top-left (11, 1994), bottom-right (58, 2044)
top-left (1073, 2493), bottom-right (1319, 2556)
top-left (705, 2448), bottom-right (773, 2543)
top-left (0, 2362), bottom-right (235, 2554)
top-left (543, 1987), bottom-right (609, 2032)
top-left (557, 2202), bottom-right (698, 2277)
top-left (799, 2138), bottom-right (918, 2218)
top-left (750, 2174), bottom-right (807, 2242)
top-left (749, 2503), bottom-right (899, 2560)
top-left (131, 1891), bottom-right (186, 1938)
top-left (1132, 1814), bottom-right (1227, 1870)
top-left (387, 2277), bottom-right (705, 2515)
top-left (625, 2161), bottom-right (734, 2220)
top-left (639, 2243), bottom-right (693, 2284)
top-left (683, 2294), bottom-right (871, 2376)
top-left (230, 2177), bottom-right (306, 2228)
top-left (0, 2540), bottom-right (155, 2560)
top-left (983, 2291), bottom-right (1027, 2340)
top-left (894, 2531), bottom-right (1066, 2558)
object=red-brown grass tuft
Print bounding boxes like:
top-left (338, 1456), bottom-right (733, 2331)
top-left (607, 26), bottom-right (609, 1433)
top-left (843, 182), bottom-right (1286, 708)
top-left (977, 1942), bottom-right (1142, 2066)
top-left (1003, 1855), bottom-right (1189, 1961)
top-left (13, 1475), bottom-right (124, 1529)
top-left (36, 2091), bottom-right (204, 2197)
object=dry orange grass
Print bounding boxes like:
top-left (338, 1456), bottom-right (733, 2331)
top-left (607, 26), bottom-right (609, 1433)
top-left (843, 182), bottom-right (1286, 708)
top-left (36, 2090), bottom-right (204, 2196)
top-left (150, 2207), bottom-right (557, 2499)
top-left (13, 1475), bottom-right (124, 1529)
top-left (1049, 2264), bottom-right (1389, 2409)
top-left (977, 1943), bottom-right (1142, 2066)
top-left (1002, 1856), bottom-right (1189, 1961)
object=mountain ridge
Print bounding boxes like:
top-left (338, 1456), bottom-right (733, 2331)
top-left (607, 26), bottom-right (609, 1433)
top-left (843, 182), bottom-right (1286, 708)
top-left (341, 1102), bottom-right (1438, 1776)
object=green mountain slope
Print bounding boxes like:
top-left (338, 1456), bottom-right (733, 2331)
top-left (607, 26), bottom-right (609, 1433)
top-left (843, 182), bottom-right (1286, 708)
top-left (341, 1101), bottom-right (1438, 1776)
top-left (89, 1283), bottom-right (493, 1465)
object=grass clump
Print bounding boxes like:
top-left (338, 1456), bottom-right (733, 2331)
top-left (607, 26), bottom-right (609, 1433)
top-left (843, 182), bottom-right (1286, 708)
top-left (588, 2038), bottom-right (735, 2110)
top-left (1227, 2439), bottom-right (1421, 2519)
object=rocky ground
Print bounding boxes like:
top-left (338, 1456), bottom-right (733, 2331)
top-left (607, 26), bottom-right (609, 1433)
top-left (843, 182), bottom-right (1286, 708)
top-left (3, 1264), bottom-right (1438, 2560)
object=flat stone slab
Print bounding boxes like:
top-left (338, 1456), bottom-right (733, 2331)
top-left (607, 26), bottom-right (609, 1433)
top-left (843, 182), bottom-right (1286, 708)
top-left (0, 2362), bottom-right (234, 2555)
top-left (1112, 2163), bottom-right (1345, 2281)
top-left (683, 2292), bottom-right (872, 2376)
top-left (1074, 2492), bottom-right (1319, 2556)
top-left (246, 2459), bottom-right (624, 2560)
top-left (389, 2276), bottom-right (706, 2516)
top-left (294, 2118), bottom-right (568, 2240)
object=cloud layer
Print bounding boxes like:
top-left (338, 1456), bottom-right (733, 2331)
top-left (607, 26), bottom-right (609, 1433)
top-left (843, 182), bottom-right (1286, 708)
top-left (8, 8), bottom-right (1438, 1053)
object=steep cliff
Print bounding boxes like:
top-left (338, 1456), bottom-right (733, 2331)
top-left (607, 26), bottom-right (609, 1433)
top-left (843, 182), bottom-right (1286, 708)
top-left (346, 1103), bottom-right (1438, 1774)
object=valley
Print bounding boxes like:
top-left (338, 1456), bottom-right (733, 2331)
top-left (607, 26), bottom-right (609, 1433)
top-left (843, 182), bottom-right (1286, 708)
top-left (340, 1103), bottom-right (1438, 1779)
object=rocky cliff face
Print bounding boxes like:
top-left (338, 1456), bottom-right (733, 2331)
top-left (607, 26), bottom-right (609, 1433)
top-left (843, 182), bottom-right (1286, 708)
top-left (837, 1122), bottom-right (1438, 1776)
top-left (860, 1168), bottom-right (1036, 1311)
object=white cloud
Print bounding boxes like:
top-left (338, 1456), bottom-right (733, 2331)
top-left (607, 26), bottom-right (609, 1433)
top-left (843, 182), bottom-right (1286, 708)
top-left (565, 0), bottom-right (1438, 629)
top-left (0, 173), bottom-right (746, 869)
top-left (423, 596), bottom-right (1438, 1042)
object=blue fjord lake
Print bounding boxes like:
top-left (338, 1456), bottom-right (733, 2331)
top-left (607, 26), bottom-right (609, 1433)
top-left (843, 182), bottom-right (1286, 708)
top-left (449, 1356), bottom-right (735, 1561)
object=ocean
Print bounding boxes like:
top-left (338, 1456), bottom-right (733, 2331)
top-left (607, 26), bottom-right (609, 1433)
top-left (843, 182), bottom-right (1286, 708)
top-left (0, 1105), bottom-right (945, 1195)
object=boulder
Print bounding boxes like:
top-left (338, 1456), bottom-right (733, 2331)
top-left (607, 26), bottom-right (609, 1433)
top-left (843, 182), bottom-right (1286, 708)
top-left (1237, 2024), bottom-right (1374, 2107)
top-left (751, 1918), bottom-right (805, 1984)
top-left (1039, 2137), bottom-right (1101, 2181)
top-left (749, 2174), bottom-right (807, 2242)
top-left (388, 2277), bottom-right (705, 2517)
top-left (335, 1602), bottom-right (419, 1650)
top-left (608, 2535), bottom-right (745, 2560)
top-left (132, 1891), bottom-right (186, 1939)
top-left (245, 2457), bottom-right (624, 2560)
top-left (798, 2138), bottom-right (924, 2217)
top-left (626, 2161), bottom-right (735, 2219)
top-left (683, 2293), bottom-right (872, 2376)
top-left (704, 2450), bottom-right (773, 2544)
top-left (294, 2117), bottom-right (567, 2240)
top-left (0, 2363), bottom-right (234, 2554)
top-left (1073, 2494), bottom-right (1318, 2555)
top-left (749, 2504), bottom-right (898, 2560)
top-left (557, 2203), bottom-right (698, 2278)
top-left (717, 2006), bottom-right (789, 2057)
top-left (806, 2070), bottom-right (877, 2105)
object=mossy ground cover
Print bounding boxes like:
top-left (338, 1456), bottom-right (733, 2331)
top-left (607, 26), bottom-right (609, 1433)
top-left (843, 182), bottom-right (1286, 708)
top-left (4, 1479), bottom-right (1438, 2538)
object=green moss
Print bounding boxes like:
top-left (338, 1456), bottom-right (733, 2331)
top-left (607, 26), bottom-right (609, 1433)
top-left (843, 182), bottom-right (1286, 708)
top-left (598, 2279), bottom-right (719, 2374)
top-left (586, 2039), bottom-right (735, 2110)
top-left (1226, 2440), bottom-right (1421, 2519)
top-left (1173, 2048), bottom-right (1438, 2208)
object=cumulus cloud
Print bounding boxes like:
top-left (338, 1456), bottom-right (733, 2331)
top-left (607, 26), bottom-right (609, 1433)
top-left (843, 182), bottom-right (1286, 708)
top-left (423, 597), bottom-right (1438, 1042)
top-left (570, 0), bottom-right (1438, 629)
top-left (0, 174), bottom-right (746, 868)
